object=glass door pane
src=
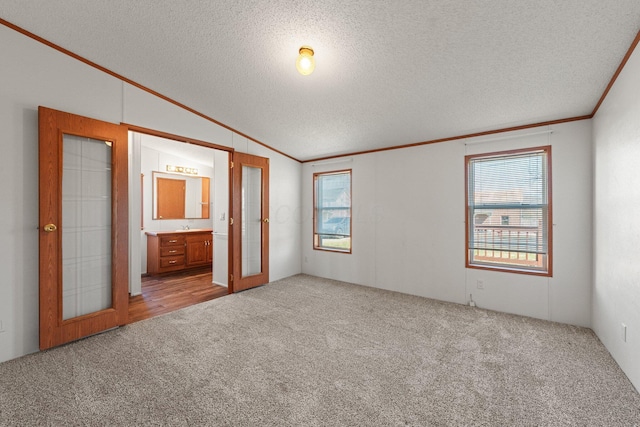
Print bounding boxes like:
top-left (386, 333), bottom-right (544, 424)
top-left (61, 134), bottom-right (112, 320)
top-left (241, 165), bottom-right (262, 277)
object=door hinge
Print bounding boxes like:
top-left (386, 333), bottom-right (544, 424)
top-left (229, 274), bottom-right (234, 282)
top-left (230, 161), bottom-right (234, 169)
top-left (230, 217), bottom-right (234, 225)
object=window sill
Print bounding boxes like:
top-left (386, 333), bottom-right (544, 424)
top-left (313, 246), bottom-right (352, 254)
top-left (466, 263), bottom-right (551, 277)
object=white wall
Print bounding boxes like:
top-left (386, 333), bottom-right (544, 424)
top-left (592, 42), bottom-right (640, 391)
top-left (0, 24), bottom-right (302, 363)
top-left (212, 149), bottom-right (230, 287)
top-left (302, 120), bottom-right (593, 327)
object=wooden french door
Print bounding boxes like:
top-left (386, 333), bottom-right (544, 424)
top-left (231, 152), bottom-right (269, 292)
top-left (39, 107), bottom-right (129, 350)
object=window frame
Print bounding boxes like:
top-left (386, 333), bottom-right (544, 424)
top-left (465, 146), bottom-right (552, 276)
top-left (313, 169), bottom-right (352, 254)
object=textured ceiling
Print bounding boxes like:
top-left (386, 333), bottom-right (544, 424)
top-left (1, 1), bottom-right (640, 161)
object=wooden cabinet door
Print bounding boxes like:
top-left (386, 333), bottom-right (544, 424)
top-left (186, 234), bottom-right (208, 266)
top-left (39, 107), bottom-right (128, 350)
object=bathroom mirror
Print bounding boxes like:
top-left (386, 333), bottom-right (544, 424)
top-left (152, 171), bottom-right (210, 219)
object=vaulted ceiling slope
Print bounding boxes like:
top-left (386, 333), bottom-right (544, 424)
top-left (1, 1), bottom-right (640, 161)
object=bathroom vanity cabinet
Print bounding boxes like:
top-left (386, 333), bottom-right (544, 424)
top-left (146, 229), bottom-right (213, 275)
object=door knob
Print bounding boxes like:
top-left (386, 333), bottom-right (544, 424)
top-left (263, 218), bottom-right (270, 223)
top-left (43, 223), bottom-right (57, 232)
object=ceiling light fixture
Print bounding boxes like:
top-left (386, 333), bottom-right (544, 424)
top-left (296, 46), bottom-right (315, 76)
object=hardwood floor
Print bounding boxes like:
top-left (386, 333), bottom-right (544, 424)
top-left (128, 267), bottom-right (228, 323)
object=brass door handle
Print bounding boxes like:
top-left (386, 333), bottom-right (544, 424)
top-left (263, 218), bottom-right (270, 223)
top-left (44, 223), bottom-right (57, 232)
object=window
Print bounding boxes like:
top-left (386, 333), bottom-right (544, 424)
top-left (466, 146), bottom-right (551, 275)
top-left (314, 170), bottom-right (351, 253)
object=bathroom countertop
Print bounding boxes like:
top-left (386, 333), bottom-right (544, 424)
top-left (145, 228), bottom-right (213, 236)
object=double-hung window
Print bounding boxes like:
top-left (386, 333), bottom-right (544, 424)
top-left (314, 170), bottom-right (352, 253)
top-left (466, 146), bottom-right (551, 275)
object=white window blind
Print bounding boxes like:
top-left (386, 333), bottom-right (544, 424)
top-left (467, 147), bottom-right (551, 274)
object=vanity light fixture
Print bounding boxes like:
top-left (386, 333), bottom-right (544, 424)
top-left (296, 46), bottom-right (315, 76)
top-left (184, 167), bottom-right (198, 175)
top-left (166, 165), bottom-right (198, 175)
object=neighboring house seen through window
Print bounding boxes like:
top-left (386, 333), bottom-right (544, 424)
top-left (314, 170), bottom-right (352, 253)
top-left (466, 146), bottom-right (551, 275)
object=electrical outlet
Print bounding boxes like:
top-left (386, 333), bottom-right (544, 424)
top-left (476, 280), bottom-right (484, 290)
top-left (622, 323), bottom-right (627, 342)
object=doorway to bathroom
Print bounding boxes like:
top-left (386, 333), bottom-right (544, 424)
top-left (127, 128), bottom-right (231, 318)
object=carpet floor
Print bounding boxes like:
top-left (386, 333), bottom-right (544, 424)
top-left (0, 274), bottom-right (639, 426)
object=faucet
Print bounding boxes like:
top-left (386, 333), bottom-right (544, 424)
top-left (182, 225), bottom-right (190, 230)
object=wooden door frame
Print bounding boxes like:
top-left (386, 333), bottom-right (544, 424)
top-left (123, 124), bottom-right (236, 294)
top-left (124, 125), bottom-right (270, 295)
